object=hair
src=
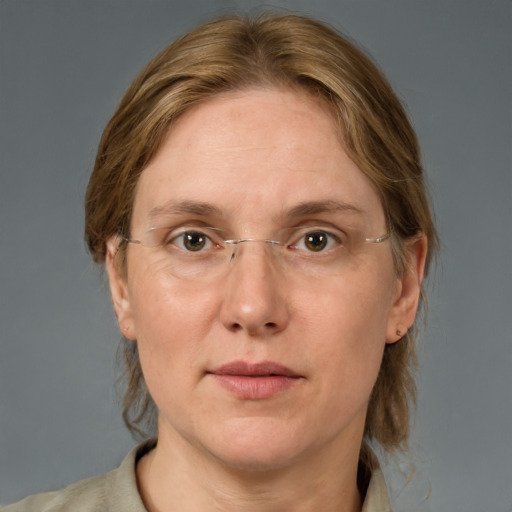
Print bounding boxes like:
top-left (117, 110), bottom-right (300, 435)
top-left (85, 13), bottom-right (438, 464)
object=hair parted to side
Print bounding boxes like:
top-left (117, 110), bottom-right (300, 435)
top-left (85, 13), bottom-right (438, 461)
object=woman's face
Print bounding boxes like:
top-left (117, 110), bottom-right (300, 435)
top-left (107, 88), bottom-right (421, 471)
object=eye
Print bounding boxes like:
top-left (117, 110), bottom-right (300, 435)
top-left (292, 230), bottom-right (340, 252)
top-left (172, 231), bottom-right (213, 252)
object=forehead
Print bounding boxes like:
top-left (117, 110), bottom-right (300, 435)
top-left (132, 88), bottom-right (384, 228)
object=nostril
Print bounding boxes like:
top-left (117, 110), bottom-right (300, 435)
top-left (265, 322), bottom-right (277, 328)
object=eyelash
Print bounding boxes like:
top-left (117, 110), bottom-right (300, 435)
top-left (289, 230), bottom-right (342, 252)
top-left (164, 227), bottom-right (344, 253)
top-left (170, 230), bottom-right (219, 252)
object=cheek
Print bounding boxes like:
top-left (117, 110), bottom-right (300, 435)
top-left (299, 268), bottom-right (394, 340)
top-left (126, 264), bottom-right (220, 384)
top-left (129, 257), bottom-right (218, 334)
top-left (299, 273), bottom-right (393, 396)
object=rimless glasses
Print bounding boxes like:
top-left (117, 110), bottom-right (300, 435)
top-left (121, 225), bottom-right (390, 280)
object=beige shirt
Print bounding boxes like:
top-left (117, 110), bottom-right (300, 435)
top-left (4, 442), bottom-right (391, 512)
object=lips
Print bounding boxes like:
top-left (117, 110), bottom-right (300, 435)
top-left (208, 361), bottom-right (302, 400)
top-left (211, 361), bottom-right (300, 378)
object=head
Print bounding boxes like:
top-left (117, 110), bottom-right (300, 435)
top-left (85, 13), bottom-right (437, 464)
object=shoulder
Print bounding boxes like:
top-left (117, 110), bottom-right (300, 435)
top-left (362, 467), bottom-right (392, 512)
top-left (3, 441), bottom-right (155, 512)
top-left (360, 450), bottom-right (392, 512)
top-left (3, 472), bottom-right (107, 512)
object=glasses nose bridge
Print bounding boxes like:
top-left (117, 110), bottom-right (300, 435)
top-left (226, 237), bottom-right (282, 264)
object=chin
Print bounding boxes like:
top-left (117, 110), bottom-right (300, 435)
top-left (210, 444), bottom-right (299, 474)
top-left (200, 417), bottom-right (310, 473)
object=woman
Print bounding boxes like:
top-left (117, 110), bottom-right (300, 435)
top-left (7, 13), bottom-right (436, 512)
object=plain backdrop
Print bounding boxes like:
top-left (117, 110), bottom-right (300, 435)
top-left (1, 1), bottom-right (511, 510)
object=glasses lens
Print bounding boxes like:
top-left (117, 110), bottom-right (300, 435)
top-left (129, 226), bottom-right (388, 280)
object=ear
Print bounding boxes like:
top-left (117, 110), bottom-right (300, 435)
top-left (386, 234), bottom-right (428, 344)
top-left (105, 237), bottom-right (136, 341)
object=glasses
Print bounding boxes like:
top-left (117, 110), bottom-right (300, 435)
top-left (121, 225), bottom-right (390, 280)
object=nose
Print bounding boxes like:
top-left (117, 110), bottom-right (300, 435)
top-left (219, 241), bottom-right (290, 337)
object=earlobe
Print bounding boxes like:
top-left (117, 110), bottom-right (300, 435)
top-left (386, 234), bottom-right (428, 344)
top-left (106, 237), bottom-right (136, 340)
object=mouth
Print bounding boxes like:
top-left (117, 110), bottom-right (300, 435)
top-left (207, 361), bottom-right (303, 400)
top-left (210, 361), bottom-right (301, 378)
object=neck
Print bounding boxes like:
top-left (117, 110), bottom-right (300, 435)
top-left (136, 429), bottom-right (364, 512)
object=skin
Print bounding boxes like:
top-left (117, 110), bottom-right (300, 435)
top-left (106, 88), bottom-right (427, 512)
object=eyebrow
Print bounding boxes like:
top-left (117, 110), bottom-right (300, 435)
top-left (146, 199), bottom-right (364, 223)
top-left (148, 200), bottom-right (223, 219)
top-left (283, 200), bottom-right (364, 219)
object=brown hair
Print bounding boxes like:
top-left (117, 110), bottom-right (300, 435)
top-left (85, 13), bottom-right (437, 458)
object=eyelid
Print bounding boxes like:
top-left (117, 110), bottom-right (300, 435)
top-left (285, 224), bottom-right (348, 241)
top-left (150, 225), bottom-right (225, 247)
top-left (287, 227), bottom-right (344, 251)
top-left (146, 223), bottom-right (353, 247)
top-left (148, 222), bottom-right (224, 234)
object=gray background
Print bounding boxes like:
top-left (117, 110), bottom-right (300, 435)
top-left (1, 0), bottom-right (511, 510)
